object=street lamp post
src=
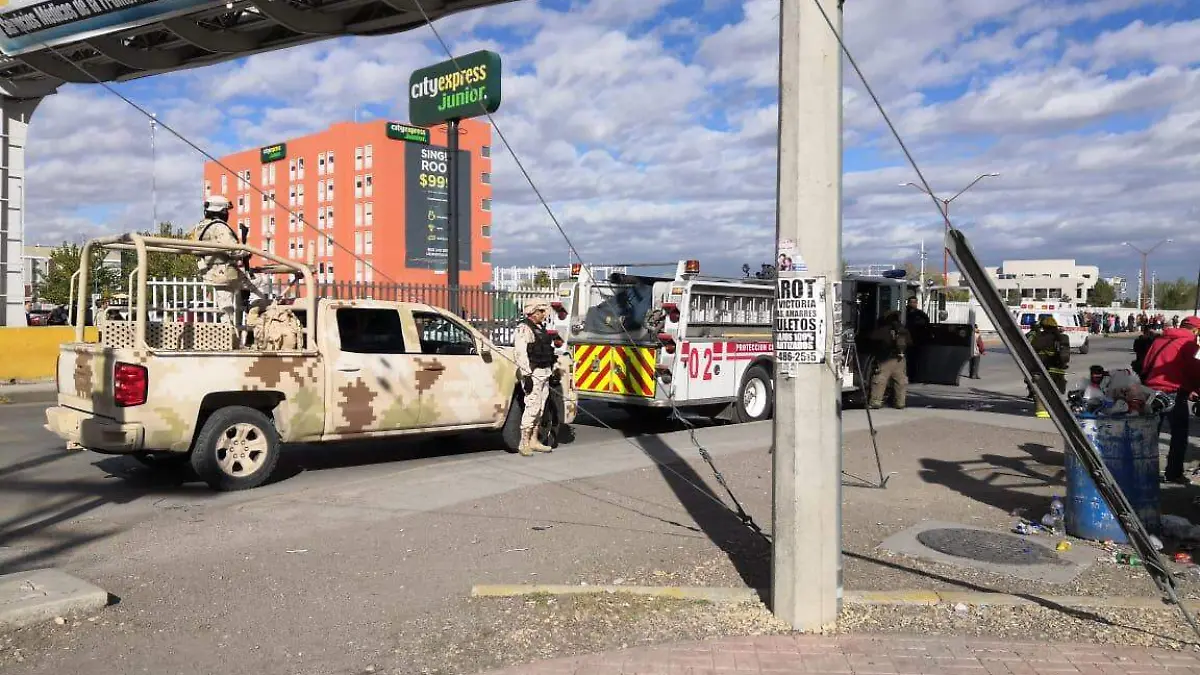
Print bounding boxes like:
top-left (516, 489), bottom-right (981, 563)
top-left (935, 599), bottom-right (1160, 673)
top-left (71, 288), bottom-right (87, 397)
top-left (1123, 239), bottom-right (1172, 311)
top-left (901, 173), bottom-right (999, 286)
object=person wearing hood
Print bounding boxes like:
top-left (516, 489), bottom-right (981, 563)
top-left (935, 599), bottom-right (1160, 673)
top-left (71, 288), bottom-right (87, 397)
top-left (1141, 316), bottom-right (1200, 485)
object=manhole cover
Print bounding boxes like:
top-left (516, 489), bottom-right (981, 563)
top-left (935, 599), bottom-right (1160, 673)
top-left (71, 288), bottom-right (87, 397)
top-left (915, 528), bottom-right (1064, 566)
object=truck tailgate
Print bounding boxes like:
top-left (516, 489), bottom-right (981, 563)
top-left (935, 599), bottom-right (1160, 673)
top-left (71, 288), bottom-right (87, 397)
top-left (56, 343), bottom-right (120, 417)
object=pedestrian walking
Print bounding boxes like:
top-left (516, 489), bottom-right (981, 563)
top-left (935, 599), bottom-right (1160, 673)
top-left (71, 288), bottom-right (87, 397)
top-left (1141, 316), bottom-right (1200, 485)
top-left (968, 324), bottom-right (985, 379)
top-left (513, 299), bottom-right (556, 456)
top-left (868, 311), bottom-right (910, 410)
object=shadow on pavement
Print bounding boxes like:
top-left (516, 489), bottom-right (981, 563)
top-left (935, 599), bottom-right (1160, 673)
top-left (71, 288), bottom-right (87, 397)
top-left (844, 549), bottom-right (1196, 646)
top-left (916, 442), bottom-right (1066, 516)
top-left (625, 427), bottom-right (771, 600)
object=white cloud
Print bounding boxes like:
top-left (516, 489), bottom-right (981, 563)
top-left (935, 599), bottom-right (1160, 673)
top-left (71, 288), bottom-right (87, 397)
top-left (18, 0), bottom-right (1200, 292)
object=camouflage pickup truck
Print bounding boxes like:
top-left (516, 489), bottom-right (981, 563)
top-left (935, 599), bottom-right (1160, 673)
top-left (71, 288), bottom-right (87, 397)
top-left (44, 233), bottom-right (577, 491)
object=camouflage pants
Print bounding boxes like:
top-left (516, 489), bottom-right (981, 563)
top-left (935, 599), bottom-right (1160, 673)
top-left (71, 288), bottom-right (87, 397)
top-left (212, 275), bottom-right (266, 325)
top-left (869, 357), bottom-right (908, 408)
top-left (520, 367), bottom-right (552, 431)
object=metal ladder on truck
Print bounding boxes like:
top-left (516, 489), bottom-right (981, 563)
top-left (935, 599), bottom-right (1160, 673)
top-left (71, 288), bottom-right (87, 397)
top-left (946, 228), bottom-right (1200, 634)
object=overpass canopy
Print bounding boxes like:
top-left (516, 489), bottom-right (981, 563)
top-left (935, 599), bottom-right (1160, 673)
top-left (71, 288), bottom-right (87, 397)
top-left (0, 0), bottom-right (517, 98)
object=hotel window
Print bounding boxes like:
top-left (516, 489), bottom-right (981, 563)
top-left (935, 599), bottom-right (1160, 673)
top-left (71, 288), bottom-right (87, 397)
top-left (318, 180), bottom-right (326, 202)
top-left (204, 180), bottom-right (211, 197)
top-left (481, 225), bottom-right (491, 237)
top-left (327, 151), bottom-right (335, 172)
top-left (327, 264), bottom-right (334, 277)
top-left (297, 157), bottom-right (305, 179)
top-left (297, 184), bottom-right (305, 205)
top-left (269, 215), bottom-right (276, 233)
top-left (327, 206), bottom-right (334, 228)
top-left (289, 240), bottom-right (296, 256)
top-left (364, 202), bottom-right (373, 226)
top-left (318, 236), bottom-right (325, 257)
top-left (364, 174), bottom-right (373, 196)
top-left (481, 198), bottom-right (491, 212)
top-left (289, 213), bottom-right (297, 232)
top-left (365, 264), bottom-right (373, 283)
top-left (289, 160), bottom-right (296, 181)
top-left (355, 147), bottom-right (363, 171)
top-left (319, 262), bottom-right (326, 274)
top-left (318, 152), bottom-right (326, 175)
top-left (261, 215), bottom-right (269, 234)
top-left (355, 176), bottom-right (363, 198)
top-left (364, 144), bottom-right (373, 168)
top-left (481, 145), bottom-right (491, 158)
top-left (326, 178), bottom-right (334, 200)
top-left (261, 166), bottom-right (269, 187)
top-left (262, 191), bottom-right (269, 206)
top-left (364, 231), bottom-right (373, 255)
top-left (481, 172), bottom-right (491, 185)
top-left (482, 250), bottom-right (491, 263)
top-left (268, 190), bottom-right (276, 204)
top-left (220, 174), bottom-right (228, 194)
top-left (289, 187), bottom-right (297, 207)
top-left (269, 163), bottom-right (277, 185)
top-left (265, 237), bottom-right (274, 254)
top-left (318, 207), bottom-right (326, 229)
top-left (355, 260), bottom-right (364, 283)
top-left (355, 203), bottom-right (363, 227)
top-left (354, 231), bottom-right (363, 255)
top-left (238, 195), bottom-right (247, 213)
top-left (325, 235), bottom-right (334, 256)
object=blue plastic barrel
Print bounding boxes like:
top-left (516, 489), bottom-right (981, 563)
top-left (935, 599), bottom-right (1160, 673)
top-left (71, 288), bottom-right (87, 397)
top-left (1065, 414), bottom-right (1162, 543)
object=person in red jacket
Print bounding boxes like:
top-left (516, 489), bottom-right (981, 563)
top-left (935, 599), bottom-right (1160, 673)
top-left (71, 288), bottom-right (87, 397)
top-left (1142, 316), bottom-right (1200, 484)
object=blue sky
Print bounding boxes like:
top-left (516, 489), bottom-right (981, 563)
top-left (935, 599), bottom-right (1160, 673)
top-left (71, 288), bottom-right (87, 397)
top-left (20, 0), bottom-right (1200, 295)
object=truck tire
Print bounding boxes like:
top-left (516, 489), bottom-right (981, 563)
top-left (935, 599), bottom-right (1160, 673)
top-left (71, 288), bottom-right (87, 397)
top-left (500, 387), bottom-right (563, 453)
top-left (190, 406), bottom-right (281, 491)
top-left (733, 365), bottom-right (773, 423)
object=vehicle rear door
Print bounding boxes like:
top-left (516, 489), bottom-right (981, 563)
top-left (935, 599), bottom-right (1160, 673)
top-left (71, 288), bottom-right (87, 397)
top-left (906, 295), bottom-right (973, 386)
top-left (322, 305), bottom-right (418, 435)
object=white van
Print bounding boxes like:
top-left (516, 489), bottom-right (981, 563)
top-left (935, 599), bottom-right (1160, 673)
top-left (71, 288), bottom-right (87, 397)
top-left (1015, 302), bottom-right (1090, 354)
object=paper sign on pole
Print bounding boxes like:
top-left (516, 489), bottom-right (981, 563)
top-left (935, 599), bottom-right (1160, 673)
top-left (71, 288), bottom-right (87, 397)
top-left (774, 276), bottom-right (827, 377)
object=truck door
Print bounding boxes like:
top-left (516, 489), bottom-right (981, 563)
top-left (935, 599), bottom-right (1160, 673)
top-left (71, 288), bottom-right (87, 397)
top-left (407, 309), bottom-right (500, 427)
top-left (323, 306), bottom-right (420, 435)
top-left (906, 293), bottom-right (973, 386)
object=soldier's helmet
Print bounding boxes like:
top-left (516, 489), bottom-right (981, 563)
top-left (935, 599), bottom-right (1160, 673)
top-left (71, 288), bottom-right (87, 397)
top-left (203, 195), bottom-right (232, 214)
top-left (523, 299), bottom-right (550, 316)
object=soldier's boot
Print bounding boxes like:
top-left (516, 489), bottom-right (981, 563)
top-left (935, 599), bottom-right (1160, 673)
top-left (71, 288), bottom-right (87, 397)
top-left (528, 428), bottom-right (553, 453)
top-left (518, 429), bottom-right (534, 456)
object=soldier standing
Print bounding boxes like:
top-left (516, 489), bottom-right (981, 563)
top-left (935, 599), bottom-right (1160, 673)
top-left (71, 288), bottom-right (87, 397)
top-left (1027, 316), bottom-right (1071, 418)
top-left (868, 311), bottom-right (911, 410)
top-left (186, 195), bottom-right (262, 327)
top-left (513, 300), bottom-right (556, 456)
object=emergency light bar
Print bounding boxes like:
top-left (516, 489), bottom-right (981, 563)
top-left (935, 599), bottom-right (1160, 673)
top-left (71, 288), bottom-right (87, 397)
top-left (570, 263), bottom-right (581, 278)
top-left (684, 260), bottom-right (700, 274)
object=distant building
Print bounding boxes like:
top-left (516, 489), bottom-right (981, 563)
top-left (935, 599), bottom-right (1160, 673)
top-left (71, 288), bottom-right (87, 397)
top-left (1105, 275), bottom-right (1128, 300)
top-left (491, 264), bottom-right (628, 292)
top-left (203, 118), bottom-right (494, 287)
top-left (946, 259), bottom-right (1100, 304)
top-left (23, 244), bottom-right (121, 304)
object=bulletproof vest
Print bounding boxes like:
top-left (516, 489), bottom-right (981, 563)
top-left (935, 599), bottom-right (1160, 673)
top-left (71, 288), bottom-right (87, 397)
top-left (187, 217), bottom-right (234, 242)
top-left (523, 318), bottom-right (557, 369)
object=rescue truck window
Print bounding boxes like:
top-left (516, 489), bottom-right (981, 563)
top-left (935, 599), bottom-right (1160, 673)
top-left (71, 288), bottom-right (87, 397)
top-left (412, 312), bottom-right (478, 356)
top-left (336, 308), bottom-right (406, 354)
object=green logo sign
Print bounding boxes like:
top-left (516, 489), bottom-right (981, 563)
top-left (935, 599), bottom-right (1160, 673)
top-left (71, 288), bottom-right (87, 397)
top-left (386, 122), bottom-right (430, 144)
top-left (408, 50), bottom-right (502, 127)
top-left (260, 143), bottom-right (286, 164)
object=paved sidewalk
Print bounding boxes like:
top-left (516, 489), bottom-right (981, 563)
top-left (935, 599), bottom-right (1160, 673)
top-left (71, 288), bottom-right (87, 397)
top-left (474, 634), bottom-right (1200, 674)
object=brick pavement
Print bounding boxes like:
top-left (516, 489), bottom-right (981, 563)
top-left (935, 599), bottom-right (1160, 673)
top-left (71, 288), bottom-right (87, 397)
top-left (473, 634), bottom-right (1200, 674)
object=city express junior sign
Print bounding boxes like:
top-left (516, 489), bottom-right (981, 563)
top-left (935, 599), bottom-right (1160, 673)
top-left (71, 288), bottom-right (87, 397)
top-left (408, 50), bottom-right (502, 127)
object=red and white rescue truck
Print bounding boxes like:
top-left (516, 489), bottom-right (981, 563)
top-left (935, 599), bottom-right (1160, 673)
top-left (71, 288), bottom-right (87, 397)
top-left (548, 260), bottom-right (974, 423)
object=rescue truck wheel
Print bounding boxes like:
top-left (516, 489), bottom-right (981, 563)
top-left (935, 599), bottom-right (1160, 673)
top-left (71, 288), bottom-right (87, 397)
top-left (734, 366), bottom-right (773, 423)
top-left (190, 406), bottom-right (281, 491)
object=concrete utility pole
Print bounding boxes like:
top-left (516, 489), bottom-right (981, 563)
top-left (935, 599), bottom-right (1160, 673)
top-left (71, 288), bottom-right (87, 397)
top-left (772, 0), bottom-right (842, 630)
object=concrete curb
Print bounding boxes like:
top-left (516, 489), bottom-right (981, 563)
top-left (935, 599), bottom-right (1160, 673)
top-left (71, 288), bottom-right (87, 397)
top-left (0, 568), bottom-right (110, 632)
top-left (470, 584), bottom-right (1199, 611)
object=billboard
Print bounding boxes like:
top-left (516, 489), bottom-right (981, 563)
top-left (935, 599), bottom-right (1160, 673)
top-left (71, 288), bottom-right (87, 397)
top-left (404, 142), bottom-right (472, 271)
top-left (408, 50), bottom-right (502, 127)
top-left (0, 0), bottom-right (210, 57)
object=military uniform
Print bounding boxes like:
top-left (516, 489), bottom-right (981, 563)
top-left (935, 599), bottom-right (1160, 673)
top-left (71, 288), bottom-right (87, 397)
top-left (513, 300), bottom-right (556, 456)
top-left (187, 196), bottom-right (262, 326)
top-left (1027, 317), bottom-right (1071, 418)
top-left (868, 312), bottom-right (911, 409)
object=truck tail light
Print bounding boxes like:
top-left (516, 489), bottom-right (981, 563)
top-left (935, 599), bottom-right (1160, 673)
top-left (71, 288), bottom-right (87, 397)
top-left (657, 333), bottom-right (676, 355)
top-left (550, 301), bottom-right (567, 321)
top-left (546, 329), bottom-right (564, 349)
top-left (114, 362), bottom-right (147, 407)
top-left (661, 302), bottom-right (680, 323)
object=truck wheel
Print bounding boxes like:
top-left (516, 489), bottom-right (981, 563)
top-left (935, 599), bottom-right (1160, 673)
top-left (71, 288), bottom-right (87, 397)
top-left (190, 406), bottom-right (281, 491)
top-left (734, 366), bottom-right (773, 423)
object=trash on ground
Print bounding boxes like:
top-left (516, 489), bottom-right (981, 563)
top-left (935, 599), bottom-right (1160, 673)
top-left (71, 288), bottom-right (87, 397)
top-left (1115, 552), bottom-right (1142, 566)
top-left (1056, 540), bottom-right (1072, 552)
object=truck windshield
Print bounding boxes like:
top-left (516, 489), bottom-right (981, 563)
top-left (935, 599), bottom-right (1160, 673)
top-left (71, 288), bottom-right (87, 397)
top-left (579, 275), bottom-right (656, 341)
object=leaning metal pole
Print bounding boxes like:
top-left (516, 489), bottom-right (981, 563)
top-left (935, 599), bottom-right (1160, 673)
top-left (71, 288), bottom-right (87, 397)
top-left (945, 227), bottom-right (1200, 639)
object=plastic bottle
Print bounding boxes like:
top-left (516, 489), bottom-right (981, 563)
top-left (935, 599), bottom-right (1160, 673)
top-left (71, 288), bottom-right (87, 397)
top-left (1116, 552), bottom-right (1142, 566)
top-left (1041, 496), bottom-right (1065, 532)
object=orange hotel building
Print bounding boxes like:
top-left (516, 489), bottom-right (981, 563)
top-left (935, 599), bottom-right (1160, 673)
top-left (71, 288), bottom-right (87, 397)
top-left (202, 118), bottom-right (494, 287)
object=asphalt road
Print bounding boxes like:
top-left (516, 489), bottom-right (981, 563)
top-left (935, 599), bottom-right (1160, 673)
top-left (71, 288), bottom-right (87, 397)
top-left (0, 335), bottom-right (1140, 674)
